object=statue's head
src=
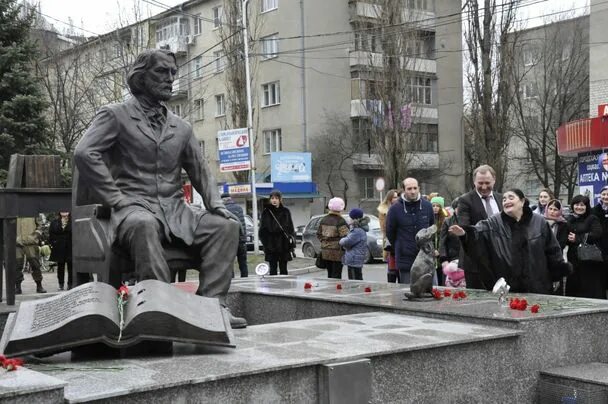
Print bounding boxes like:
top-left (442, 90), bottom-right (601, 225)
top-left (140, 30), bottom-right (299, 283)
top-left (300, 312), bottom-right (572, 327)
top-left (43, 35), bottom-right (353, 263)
top-left (127, 49), bottom-right (177, 102)
top-left (415, 224), bottom-right (437, 253)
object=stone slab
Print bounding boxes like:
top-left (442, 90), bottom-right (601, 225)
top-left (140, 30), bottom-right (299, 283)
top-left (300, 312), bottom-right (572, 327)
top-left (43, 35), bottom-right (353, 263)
top-left (229, 277), bottom-right (608, 322)
top-left (540, 362), bottom-right (608, 386)
top-left (26, 311), bottom-right (519, 403)
top-left (0, 367), bottom-right (65, 403)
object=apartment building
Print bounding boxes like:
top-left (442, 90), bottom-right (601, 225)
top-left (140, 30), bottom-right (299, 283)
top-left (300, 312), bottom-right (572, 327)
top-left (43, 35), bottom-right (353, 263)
top-left (504, 16), bottom-right (589, 201)
top-left (41, 0), bottom-right (464, 221)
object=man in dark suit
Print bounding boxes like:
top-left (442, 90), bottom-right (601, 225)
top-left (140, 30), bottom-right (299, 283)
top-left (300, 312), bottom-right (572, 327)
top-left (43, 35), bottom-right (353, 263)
top-left (74, 49), bottom-right (246, 327)
top-left (457, 165), bottom-right (503, 290)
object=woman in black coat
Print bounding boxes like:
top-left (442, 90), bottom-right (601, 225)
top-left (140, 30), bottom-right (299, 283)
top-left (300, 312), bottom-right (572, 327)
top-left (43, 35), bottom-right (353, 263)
top-left (259, 190), bottom-right (295, 275)
top-left (566, 195), bottom-right (605, 299)
top-left (49, 211), bottom-right (72, 290)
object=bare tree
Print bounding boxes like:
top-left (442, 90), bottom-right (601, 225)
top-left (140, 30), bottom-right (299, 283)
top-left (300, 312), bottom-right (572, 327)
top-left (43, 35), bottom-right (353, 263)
top-left (510, 15), bottom-right (588, 201)
top-left (463, 0), bottom-right (521, 190)
top-left (312, 114), bottom-right (367, 206)
top-left (218, 0), bottom-right (262, 183)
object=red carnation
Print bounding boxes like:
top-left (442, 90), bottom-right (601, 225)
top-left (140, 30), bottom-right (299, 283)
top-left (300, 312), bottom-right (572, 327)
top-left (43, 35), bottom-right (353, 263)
top-left (432, 288), bottom-right (443, 299)
top-left (509, 298), bottom-right (520, 310)
top-left (517, 298), bottom-right (528, 311)
top-left (530, 304), bottom-right (540, 313)
top-left (443, 289), bottom-right (452, 297)
top-left (364, 287), bottom-right (372, 293)
top-left (117, 284), bottom-right (129, 300)
top-left (336, 283), bottom-right (342, 290)
top-left (304, 282), bottom-right (312, 290)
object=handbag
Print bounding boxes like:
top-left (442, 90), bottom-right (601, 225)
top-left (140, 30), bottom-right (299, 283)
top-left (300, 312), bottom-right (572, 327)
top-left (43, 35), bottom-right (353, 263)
top-left (577, 234), bottom-right (603, 262)
top-left (315, 255), bottom-right (327, 269)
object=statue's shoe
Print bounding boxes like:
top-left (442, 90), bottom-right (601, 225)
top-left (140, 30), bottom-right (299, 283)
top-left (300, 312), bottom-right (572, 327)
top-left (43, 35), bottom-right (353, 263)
top-left (222, 306), bottom-right (248, 329)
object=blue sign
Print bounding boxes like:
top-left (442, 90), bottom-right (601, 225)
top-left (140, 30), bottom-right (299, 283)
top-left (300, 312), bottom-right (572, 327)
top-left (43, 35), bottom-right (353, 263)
top-left (271, 152), bottom-right (312, 182)
top-left (578, 150), bottom-right (608, 205)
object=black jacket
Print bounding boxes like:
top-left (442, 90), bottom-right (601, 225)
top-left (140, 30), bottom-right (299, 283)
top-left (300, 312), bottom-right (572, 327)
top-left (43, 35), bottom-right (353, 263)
top-left (591, 204), bottom-right (608, 259)
top-left (222, 197), bottom-right (247, 244)
top-left (259, 204), bottom-right (295, 261)
top-left (49, 218), bottom-right (72, 262)
top-left (461, 207), bottom-right (571, 294)
top-left (439, 215), bottom-right (461, 263)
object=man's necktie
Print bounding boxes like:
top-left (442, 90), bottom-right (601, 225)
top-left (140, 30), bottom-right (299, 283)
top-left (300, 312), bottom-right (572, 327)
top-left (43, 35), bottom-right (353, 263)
top-left (482, 195), bottom-right (494, 218)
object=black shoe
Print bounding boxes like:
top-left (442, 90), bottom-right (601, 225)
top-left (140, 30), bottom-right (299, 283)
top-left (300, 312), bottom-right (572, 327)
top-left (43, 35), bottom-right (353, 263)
top-left (222, 307), bottom-right (247, 329)
top-left (59, 285), bottom-right (64, 291)
top-left (36, 284), bottom-right (47, 294)
top-left (15, 284), bottom-right (22, 295)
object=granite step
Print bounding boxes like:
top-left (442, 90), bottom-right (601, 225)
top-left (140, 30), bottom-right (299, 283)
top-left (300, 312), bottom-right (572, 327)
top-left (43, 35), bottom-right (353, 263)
top-left (539, 362), bottom-right (608, 404)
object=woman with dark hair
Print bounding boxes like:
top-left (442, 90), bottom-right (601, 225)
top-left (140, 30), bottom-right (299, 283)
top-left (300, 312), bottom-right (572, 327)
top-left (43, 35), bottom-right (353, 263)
top-left (449, 189), bottom-right (571, 294)
top-left (566, 194), bottom-right (605, 298)
top-left (49, 212), bottom-right (72, 290)
top-left (259, 190), bottom-right (295, 275)
top-left (533, 188), bottom-right (555, 216)
top-left (544, 199), bottom-right (569, 295)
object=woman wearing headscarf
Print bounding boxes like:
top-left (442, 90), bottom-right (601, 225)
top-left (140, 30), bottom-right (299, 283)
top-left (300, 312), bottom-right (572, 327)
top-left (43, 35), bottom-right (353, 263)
top-left (449, 189), bottom-right (571, 294)
top-left (317, 197), bottom-right (349, 279)
top-left (544, 199), bottom-right (569, 295)
top-left (567, 194), bottom-right (605, 298)
top-left (532, 188), bottom-right (555, 216)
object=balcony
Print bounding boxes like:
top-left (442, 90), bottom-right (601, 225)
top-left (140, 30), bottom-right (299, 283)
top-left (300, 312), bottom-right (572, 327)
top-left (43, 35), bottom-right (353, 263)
top-left (156, 35), bottom-right (189, 56)
top-left (350, 51), bottom-right (436, 74)
top-left (402, 9), bottom-right (436, 31)
top-left (171, 78), bottom-right (188, 98)
top-left (350, 99), bottom-right (437, 120)
top-left (353, 152), bottom-right (439, 170)
top-left (349, 1), bottom-right (382, 20)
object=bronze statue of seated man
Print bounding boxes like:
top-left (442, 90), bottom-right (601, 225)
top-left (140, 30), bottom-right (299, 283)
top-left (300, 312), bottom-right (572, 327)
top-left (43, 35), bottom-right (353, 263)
top-left (74, 49), bottom-right (246, 328)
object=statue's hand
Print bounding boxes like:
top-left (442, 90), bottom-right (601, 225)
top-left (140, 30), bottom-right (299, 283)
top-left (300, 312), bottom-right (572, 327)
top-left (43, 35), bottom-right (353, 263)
top-left (212, 206), bottom-right (238, 221)
top-left (114, 197), bottom-right (153, 212)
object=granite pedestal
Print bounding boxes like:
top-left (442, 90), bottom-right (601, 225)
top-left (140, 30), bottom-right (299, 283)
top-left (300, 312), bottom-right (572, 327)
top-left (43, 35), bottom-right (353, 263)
top-left (2, 277), bottom-right (608, 402)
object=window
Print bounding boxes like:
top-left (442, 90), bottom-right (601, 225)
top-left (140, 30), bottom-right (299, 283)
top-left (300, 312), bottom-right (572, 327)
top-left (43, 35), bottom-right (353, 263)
top-left (194, 99), bottom-right (204, 121)
top-left (360, 177), bottom-right (377, 199)
top-left (261, 0), bottom-right (278, 12)
top-left (263, 129), bottom-right (282, 154)
top-left (523, 82), bottom-right (539, 99)
top-left (262, 81), bottom-right (280, 107)
top-left (192, 56), bottom-right (203, 78)
top-left (409, 124), bottom-right (438, 152)
top-left (408, 76), bottom-right (432, 105)
top-left (407, 0), bottom-right (428, 10)
top-left (352, 118), bottom-right (372, 153)
top-left (354, 23), bottom-right (380, 52)
top-left (171, 103), bottom-right (183, 118)
top-left (213, 50), bottom-right (225, 73)
top-left (193, 14), bottom-right (202, 36)
top-left (212, 6), bottom-right (223, 28)
top-left (261, 33), bottom-right (279, 59)
top-left (215, 94), bottom-right (225, 116)
top-left (523, 47), bottom-right (536, 66)
top-left (200, 140), bottom-right (206, 157)
top-left (156, 16), bottom-right (189, 42)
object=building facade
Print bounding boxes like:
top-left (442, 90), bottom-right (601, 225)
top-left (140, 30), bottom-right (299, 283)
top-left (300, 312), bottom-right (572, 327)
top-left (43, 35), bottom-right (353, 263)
top-left (41, 0), bottom-right (464, 224)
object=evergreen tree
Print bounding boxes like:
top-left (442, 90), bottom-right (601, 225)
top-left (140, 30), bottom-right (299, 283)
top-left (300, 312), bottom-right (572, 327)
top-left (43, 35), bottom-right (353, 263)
top-left (0, 0), bottom-right (48, 184)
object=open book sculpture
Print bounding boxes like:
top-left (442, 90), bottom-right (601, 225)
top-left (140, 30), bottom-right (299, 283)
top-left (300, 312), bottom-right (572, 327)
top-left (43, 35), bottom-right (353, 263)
top-left (1, 280), bottom-right (234, 357)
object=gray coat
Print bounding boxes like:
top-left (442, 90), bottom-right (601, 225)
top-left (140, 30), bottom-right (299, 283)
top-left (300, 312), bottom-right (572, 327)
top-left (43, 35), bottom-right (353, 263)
top-left (74, 97), bottom-right (223, 245)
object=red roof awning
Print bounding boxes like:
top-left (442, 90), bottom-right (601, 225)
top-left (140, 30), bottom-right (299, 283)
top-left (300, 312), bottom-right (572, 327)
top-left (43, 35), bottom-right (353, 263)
top-left (557, 116), bottom-right (608, 157)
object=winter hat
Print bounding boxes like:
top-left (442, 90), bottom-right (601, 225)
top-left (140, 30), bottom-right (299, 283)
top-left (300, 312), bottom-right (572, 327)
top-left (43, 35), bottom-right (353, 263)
top-left (328, 197), bottom-right (345, 212)
top-left (349, 208), bottom-right (364, 220)
top-left (430, 196), bottom-right (445, 208)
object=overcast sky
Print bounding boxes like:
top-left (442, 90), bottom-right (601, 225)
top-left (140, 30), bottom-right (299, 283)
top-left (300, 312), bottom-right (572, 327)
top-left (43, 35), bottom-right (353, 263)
top-left (35, 0), bottom-right (589, 37)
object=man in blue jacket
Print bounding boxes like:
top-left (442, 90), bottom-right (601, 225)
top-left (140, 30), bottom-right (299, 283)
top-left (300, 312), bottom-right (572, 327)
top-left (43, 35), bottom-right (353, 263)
top-left (386, 177), bottom-right (434, 284)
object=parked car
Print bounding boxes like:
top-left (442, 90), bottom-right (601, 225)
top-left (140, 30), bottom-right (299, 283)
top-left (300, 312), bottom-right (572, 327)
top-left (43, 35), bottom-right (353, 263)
top-left (295, 225), bottom-right (305, 241)
top-left (301, 214), bottom-right (383, 263)
top-left (244, 215), bottom-right (263, 251)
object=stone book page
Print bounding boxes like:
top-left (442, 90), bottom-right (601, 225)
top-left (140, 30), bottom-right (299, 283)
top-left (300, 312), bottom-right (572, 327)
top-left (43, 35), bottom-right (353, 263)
top-left (121, 280), bottom-right (234, 347)
top-left (1, 282), bottom-right (120, 356)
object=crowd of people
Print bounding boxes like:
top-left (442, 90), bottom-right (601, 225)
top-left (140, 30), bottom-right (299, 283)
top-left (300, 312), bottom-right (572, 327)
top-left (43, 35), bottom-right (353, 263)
top-left (15, 165), bottom-right (608, 301)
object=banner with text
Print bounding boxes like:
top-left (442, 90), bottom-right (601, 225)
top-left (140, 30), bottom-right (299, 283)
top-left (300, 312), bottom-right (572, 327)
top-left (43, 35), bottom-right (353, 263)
top-left (271, 152), bottom-right (312, 182)
top-left (218, 128), bottom-right (251, 172)
top-left (578, 150), bottom-right (608, 205)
